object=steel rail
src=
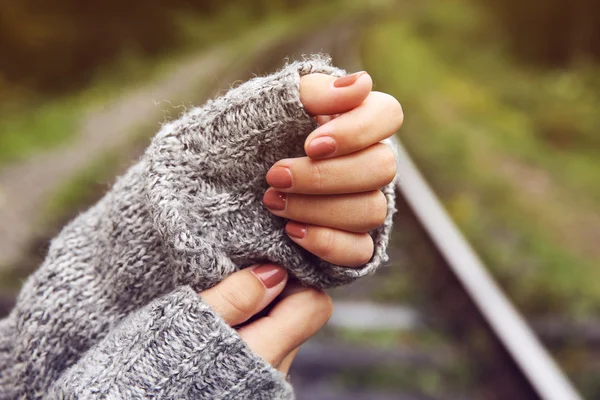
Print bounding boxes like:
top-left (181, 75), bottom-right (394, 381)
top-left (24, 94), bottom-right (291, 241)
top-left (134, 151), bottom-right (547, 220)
top-left (390, 136), bottom-right (582, 400)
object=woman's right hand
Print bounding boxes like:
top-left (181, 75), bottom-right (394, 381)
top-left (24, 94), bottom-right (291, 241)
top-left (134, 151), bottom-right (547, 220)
top-left (200, 264), bottom-right (331, 373)
top-left (265, 71), bottom-right (402, 268)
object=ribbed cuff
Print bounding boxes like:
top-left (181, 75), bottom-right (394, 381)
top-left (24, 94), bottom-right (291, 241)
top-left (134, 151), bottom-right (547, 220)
top-left (49, 287), bottom-right (294, 399)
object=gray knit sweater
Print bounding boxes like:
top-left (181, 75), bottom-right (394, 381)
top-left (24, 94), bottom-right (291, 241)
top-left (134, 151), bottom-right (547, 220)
top-left (0, 56), bottom-right (396, 399)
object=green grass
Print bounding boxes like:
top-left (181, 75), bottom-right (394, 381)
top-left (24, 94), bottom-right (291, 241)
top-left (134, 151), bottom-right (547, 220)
top-left (362, 0), bottom-right (600, 317)
top-left (0, 101), bottom-right (79, 165)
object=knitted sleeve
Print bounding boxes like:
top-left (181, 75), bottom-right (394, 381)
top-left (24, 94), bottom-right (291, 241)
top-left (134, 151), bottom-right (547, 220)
top-left (0, 55), bottom-right (396, 398)
top-left (48, 287), bottom-right (294, 400)
top-left (144, 54), bottom-right (396, 289)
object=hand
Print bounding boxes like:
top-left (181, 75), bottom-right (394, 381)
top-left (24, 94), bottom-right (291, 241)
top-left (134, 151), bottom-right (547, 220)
top-left (264, 71), bottom-right (403, 267)
top-left (200, 264), bottom-right (330, 373)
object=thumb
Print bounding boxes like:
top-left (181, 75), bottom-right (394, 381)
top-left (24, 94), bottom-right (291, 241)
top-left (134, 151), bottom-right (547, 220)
top-left (200, 265), bottom-right (288, 327)
top-left (300, 72), bottom-right (372, 116)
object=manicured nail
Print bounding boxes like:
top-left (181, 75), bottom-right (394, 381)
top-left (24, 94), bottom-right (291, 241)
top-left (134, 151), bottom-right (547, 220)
top-left (333, 71), bottom-right (366, 88)
top-left (286, 221), bottom-right (307, 239)
top-left (307, 136), bottom-right (336, 159)
top-left (252, 264), bottom-right (286, 288)
top-left (263, 190), bottom-right (287, 211)
top-left (266, 167), bottom-right (293, 189)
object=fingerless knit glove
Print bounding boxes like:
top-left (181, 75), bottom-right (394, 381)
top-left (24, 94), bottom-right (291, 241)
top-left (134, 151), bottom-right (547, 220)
top-left (145, 55), bottom-right (395, 290)
top-left (0, 55), bottom-right (396, 399)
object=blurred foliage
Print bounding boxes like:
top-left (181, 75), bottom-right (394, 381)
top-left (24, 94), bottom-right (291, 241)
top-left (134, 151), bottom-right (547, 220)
top-left (0, 0), bottom-right (335, 166)
top-left (1, 0), bottom-right (176, 93)
top-left (363, 1), bottom-right (600, 317)
top-left (0, 0), bottom-right (358, 288)
top-left (0, 100), bottom-right (79, 165)
top-left (483, 0), bottom-right (600, 66)
top-left (0, 0), bottom-right (313, 95)
top-left (0, 0), bottom-right (598, 396)
top-left (330, 330), bottom-right (474, 399)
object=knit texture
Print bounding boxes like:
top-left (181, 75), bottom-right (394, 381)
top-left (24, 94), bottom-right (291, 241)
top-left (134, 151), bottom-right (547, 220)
top-left (49, 287), bottom-right (294, 399)
top-left (0, 55), bottom-right (396, 399)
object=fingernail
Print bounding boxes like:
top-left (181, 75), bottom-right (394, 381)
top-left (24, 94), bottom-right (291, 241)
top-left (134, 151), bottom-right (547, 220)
top-left (263, 190), bottom-right (287, 211)
top-left (307, 136), bottom-right (336, 159)
top-left (333, 71), bottom-right (366, 88)
top-left (286, 221), bottom-right (307, 239)
top-left (266, 167), bottom-right (293, 189)
top-left (252, 265), bottom-right (286, 288)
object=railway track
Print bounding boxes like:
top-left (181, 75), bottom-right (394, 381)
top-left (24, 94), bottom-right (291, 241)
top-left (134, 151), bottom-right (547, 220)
top-left (0, 11), bottom-right (585, 400)
top-left (386, 138), bottom-right (582, 400)
top-left (285, 15), bottom-right (583, 400)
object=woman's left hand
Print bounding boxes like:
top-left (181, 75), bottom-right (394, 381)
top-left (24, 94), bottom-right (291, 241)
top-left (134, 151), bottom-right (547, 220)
top-left (264, 71), bottom-right (403, 267)
top-left (201, 264), bottom-right (331, 374)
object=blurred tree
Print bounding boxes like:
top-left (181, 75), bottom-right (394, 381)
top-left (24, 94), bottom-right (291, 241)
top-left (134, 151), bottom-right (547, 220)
top-left (483, 0), bottom-right (600, 66)
top-left (0, 0), bottom-right (177, 92)
top-left (0, 0), bottom-right (314, 94)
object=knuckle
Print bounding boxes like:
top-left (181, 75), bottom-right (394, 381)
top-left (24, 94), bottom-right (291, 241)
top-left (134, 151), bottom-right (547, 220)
top-left (382, 93), bottom-right (404, 128)
top-left (355, 235), bottom-right (375, 265)
top-left (355, 117), bottom-right (368, 136)
top-left (371, 92), bottom-right (404, 130)
top-left (365, 190), bottom-right (388, 230)
top-left (313, 228), bottom-right (335, 259)
top-left (309, 162), bottom-right (325, 191)
top-left (320, 292), bottom-right (334, 321)
top-left (305, 289), bottom-right (334, 322)
top-left (375, 144), bottom-right (397, 185)
top-left (352, 119), bottom-right (370, 149)
top-left (216, 277), bottom-right (261, 316)
top-left (366, 91), bottom-right (386, 104)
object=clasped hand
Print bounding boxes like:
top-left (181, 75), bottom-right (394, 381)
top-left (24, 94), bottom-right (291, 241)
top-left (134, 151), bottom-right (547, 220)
top-left (200, 71), bottom-right (403, 373)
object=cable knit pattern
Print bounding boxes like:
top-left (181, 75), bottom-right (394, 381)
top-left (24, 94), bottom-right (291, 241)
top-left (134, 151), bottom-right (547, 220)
top-left (0, 55), bottom-right (396, 399)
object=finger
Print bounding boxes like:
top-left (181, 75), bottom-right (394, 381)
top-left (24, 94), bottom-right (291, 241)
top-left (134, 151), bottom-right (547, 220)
top-left (315, 114), bottom-right (340, 126)
top-left (278, 347), bottom-right (300, 374)
top-left (285, 222), bottom-right (374, 267)
top-left (200, 264), bottom-right (287, 326)
top-left (266, 143), bottom-right (396, 194)
top-left (238, 284), bottom-right (333, 368)
top-left (300, 72), bottom-right (372, 116)
top-left (305, 91), bottom-right (404, 159)
top-left (263, 189), bottom-right (387, 233)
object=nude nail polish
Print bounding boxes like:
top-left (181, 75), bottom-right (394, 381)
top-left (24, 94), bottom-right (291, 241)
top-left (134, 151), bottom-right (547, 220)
top-left (266, 167), bottom-right (293, 189)
top-left (306, 136), bottom-right (336, 159)
top-left (286, 221), bottom-right (307, 239)
top-left (263, 190), bottom-right (287, 211)
top-left (333, 71), bottom-right (366, 88)
top-left (252, 265), bottom-right (286, 288)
